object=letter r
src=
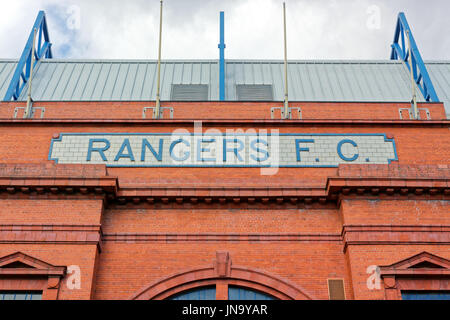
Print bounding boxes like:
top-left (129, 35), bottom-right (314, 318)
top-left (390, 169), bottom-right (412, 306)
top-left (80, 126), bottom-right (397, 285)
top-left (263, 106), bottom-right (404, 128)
top-left (87, 139), bottom-right (110, 161)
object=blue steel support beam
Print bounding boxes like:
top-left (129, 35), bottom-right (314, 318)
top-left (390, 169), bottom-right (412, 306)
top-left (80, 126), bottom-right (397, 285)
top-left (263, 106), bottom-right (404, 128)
top-left (390, 12), bottom-right (439, 102)
top-left (218, 11), bottom-right (226, 101)
top-left (3, 11), bottom-right (53, 101)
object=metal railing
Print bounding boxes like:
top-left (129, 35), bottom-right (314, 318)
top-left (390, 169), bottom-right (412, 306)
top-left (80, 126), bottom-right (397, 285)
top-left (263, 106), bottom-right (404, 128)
top-left (390, 12), bottom-right (439, 103)
top-left (3, 11), bottom-right (52, 102)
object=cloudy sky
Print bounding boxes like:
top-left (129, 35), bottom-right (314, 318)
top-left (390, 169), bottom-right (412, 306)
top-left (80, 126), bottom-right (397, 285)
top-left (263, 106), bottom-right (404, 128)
top-left (0, 0), bottom-right (448, 60)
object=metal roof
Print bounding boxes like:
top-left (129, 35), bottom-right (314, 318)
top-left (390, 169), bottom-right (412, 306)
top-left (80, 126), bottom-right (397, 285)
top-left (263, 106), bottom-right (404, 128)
top-left (425, 61), bottom-right (450, 117)
top-left (0, 58), bottom-right (449, 117)
top-left (0, 60), bottom-right (16, 101)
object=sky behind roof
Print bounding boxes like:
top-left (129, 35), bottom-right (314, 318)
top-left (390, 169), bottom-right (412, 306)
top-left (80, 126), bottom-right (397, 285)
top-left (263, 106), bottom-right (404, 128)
top-left (0, 0), bottom-right (449, 60)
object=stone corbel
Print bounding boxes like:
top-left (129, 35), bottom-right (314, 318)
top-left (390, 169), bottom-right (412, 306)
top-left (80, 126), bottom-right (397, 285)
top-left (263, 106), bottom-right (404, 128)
top-left (214, 251), bottom-right (232, 278)
top-left (382, 276), bottom-right (399, 300)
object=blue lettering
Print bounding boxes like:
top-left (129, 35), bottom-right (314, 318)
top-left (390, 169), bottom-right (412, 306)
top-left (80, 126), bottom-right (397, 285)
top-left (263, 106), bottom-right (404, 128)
top-left (141, 138), bottom-right (163, 161)
top-left (170, 139), bottom-right (190, 161)
top-left (295, 139), bottom-right (314, 161)
top-left (197, 138), bottom-right (216, 162)
top-left (87, 139), bottom-right (110, 161)
top-left (114, 138), bottom-right (135, 161)
top-left (250, 139), bottom-right (269, 162)
top-left (223, 138), bottom-right (244, 162)
top-left (337, 139), bottom-right (359, 161)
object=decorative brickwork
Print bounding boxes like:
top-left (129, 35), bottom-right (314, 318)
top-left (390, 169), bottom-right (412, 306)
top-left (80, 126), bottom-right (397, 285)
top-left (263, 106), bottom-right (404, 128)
top-left (0, 252), bottom-right (66, 299)
top-left (0, 101), bottom-right (448, 299)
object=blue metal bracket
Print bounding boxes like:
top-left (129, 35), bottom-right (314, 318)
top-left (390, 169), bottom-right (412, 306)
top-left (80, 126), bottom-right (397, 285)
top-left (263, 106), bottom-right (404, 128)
top-left (390, 12), bottom-right (439, 102)
top-left (3, 11), bottom-right (53, 101)
top-left (218, 11), bottom-right (226, 101)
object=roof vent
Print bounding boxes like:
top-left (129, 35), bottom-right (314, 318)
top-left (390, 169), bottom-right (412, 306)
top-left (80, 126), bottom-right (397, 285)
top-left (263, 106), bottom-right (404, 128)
top-left (171, 84), bottom-right (209, 101)
top-left (236, 84), bottom-right (273, 101)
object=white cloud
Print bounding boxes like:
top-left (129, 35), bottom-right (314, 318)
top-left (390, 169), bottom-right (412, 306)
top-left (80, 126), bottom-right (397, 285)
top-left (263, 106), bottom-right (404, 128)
top-left (0, 0), bottom-right (448, 60)
top-left (0, 1), bottom-right (43, 58)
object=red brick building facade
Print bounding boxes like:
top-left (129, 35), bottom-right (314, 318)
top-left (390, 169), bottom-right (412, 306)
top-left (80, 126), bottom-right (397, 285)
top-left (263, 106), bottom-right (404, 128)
top-left (0, 99), bottom-right (448, 300)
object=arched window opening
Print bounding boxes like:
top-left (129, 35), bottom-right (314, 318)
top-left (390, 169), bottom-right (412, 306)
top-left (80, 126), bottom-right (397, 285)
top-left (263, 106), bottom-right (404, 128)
top-left (228, 285), bottom-right (277, 300)
top-left (168, 286), bottom-right (216, 300)
top-left (131, 253), bottom-right (314, 300)
top-left (165, 284), bottom-right (278, 300)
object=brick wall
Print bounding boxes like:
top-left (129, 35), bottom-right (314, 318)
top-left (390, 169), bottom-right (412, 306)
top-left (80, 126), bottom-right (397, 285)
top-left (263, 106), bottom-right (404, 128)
top-left (93, 242), bottom-right (348, 300)
top-left (346, 245), bottom-right (450, 300)
top-left (0, 244), bottom-right (99, 299)
top-left (0, 101), bottom-right (447, 120)
top-left (0, 101), bottom-right (448, 300)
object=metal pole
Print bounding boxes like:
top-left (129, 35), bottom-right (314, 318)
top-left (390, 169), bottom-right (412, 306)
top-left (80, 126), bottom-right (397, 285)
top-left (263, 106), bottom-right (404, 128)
top-left (25, 27), bottom-right (37, 118)
top-left (283, 2), bottom-right (289, 119)
top-left (218, 11), bottom-right (226, 101)
top-left (406, 30), bottom-right (418, 119)
top-left (154, 0), bottom-right (163, 119)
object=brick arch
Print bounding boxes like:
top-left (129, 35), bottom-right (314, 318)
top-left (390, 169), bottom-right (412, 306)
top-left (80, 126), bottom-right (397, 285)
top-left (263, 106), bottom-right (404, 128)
top-left (130, 265), bottom-right (315, 300)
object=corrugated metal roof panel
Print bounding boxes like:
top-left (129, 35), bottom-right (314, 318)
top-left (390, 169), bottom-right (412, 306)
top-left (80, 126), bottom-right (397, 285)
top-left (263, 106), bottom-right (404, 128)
top-left (0, 58), bottom-right (449, 117)
top-left (141, 63), bottom-right (156, 101)
top-left (0, 61), bottom-right (16, 99)
top-left (129, 63), bottom-right (147, 100)
top-left (79, 63), bottom-right (102, 100)
top-left (425, 62), bottom-right (450, 118)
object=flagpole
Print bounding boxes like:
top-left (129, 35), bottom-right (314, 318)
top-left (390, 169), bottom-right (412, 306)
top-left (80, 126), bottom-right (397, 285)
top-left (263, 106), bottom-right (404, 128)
top-left (154, 0), bottom-right (163, 119)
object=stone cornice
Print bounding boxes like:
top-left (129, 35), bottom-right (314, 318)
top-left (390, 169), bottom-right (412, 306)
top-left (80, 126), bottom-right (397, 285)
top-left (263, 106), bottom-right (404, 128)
top-left (0, 177), bottom-right (447, 206)
top-left (0, 164), bottom-right (448, 205)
